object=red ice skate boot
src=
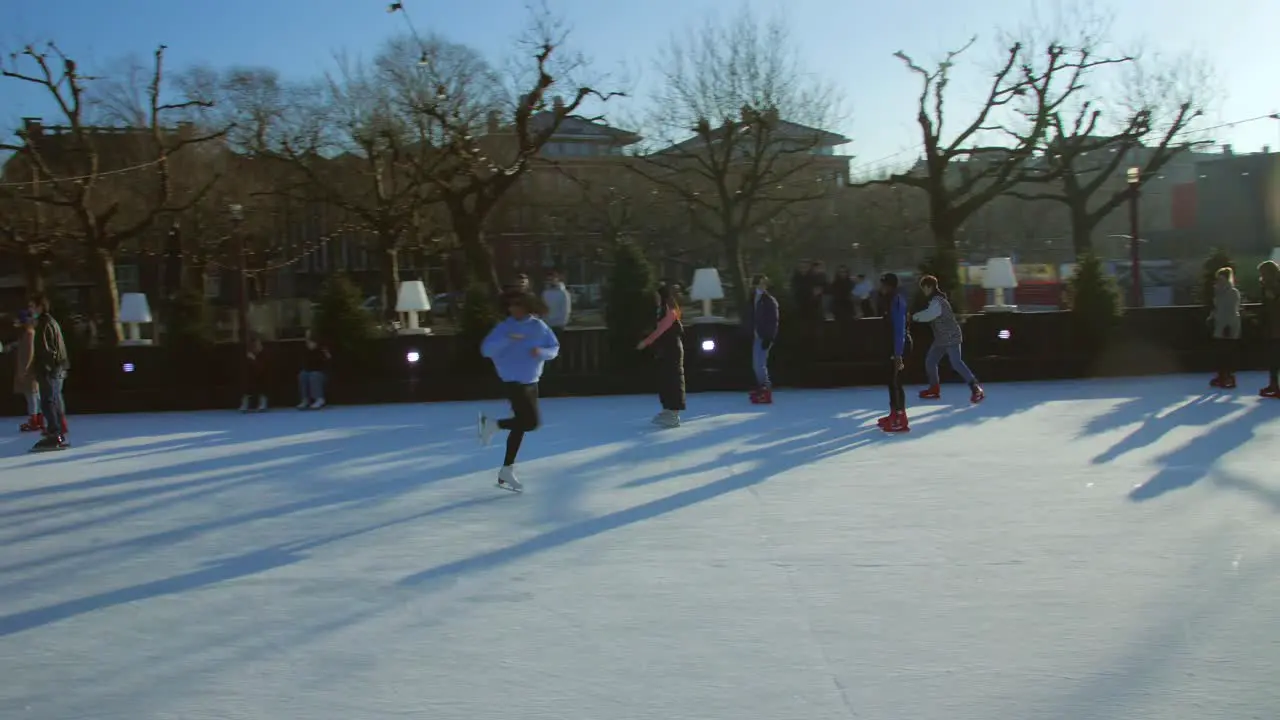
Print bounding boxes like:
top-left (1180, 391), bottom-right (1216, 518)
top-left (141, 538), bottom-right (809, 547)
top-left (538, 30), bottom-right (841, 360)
top-left (749, 387), bottom-right (762, 403)
top-left (883, 410), bottom-right (910, 433)
top-left (918, 384), bottom-right (941, 400)
top-left (877, 411), bottom-right (894, 428)
top-left (18, 414), bottom-right (43, 433)
top-left (756, 387), bottom-right (772, 404)
top-left (969, 383), bottom-right (985, 404)
top-left (1260, 385), bottom-right (1280, 398)
top-left (1209, 373), bottom-right (1225, 388)
top-left (1222, 374), bottom-right (1237, 390)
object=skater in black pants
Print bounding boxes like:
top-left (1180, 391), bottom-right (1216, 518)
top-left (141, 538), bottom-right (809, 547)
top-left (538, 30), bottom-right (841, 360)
top-left (636, 282), bottom-right (685, 428)
top-left (876, 273), bottom-right (912, 433)
top-left (29, 293), bottom-right (69, 452)
top-left (1259, 261), bottom-right (1280, 398)
top-left (478, 292), bottom-right (559, 492)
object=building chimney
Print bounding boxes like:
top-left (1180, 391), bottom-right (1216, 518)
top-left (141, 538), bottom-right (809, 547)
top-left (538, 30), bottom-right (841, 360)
top-left (1222, 144), bottom-right (1233, 156)
top-left (1264, 145), bottom-right (1272, 154)
top-left (486, 110), bottom-right (500, 134)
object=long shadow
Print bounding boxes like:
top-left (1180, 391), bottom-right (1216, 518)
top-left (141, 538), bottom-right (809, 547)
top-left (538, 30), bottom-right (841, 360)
top-left (0, 493), bottom-right (506, 638)
top-left (398, 420), bottom-right (872, 589)
top-left (1213, 469), bottom-right (1280, 512)
top-left (1092, 395), bottom-right (1233, 465)
top-left (1128, 402), bottom-right (1270, 502)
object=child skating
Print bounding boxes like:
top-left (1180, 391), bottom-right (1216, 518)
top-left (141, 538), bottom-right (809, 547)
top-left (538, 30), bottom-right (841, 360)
top-left (636, 282), bottom-right (685, 427)
top-left (12, 309), bottom-right (42, 432)
top-left (1207, 266), bottom-right (1241, 389)
top-left (478, 292), bottom-right (560, 492)
top-left (913, 274), bottom-right (984, 403)
top-left (877, 273), bottom-right (912, 433)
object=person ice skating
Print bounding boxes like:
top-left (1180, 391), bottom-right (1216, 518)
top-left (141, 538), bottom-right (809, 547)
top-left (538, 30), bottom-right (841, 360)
top-left (1208, 266), bottom-right (1242, 390)
top-left (913, 275), bottom-right (984, 403)
top-left (1259, 260), bottom-right (1280, 397)
top-left (297, 333), bottom-right (330, 409)
top-left (637, 282), bottom-right (686, 427)
top-left (12, 309), bottom-right (42, 432)
top-left (877, 273), bottom-right (912, 433)
top-left (743, 274), bottom-right (779, 404)
top-left (541, 270), bottom-right (571, 333)
top-left (239, 335), bottom-right (269, 412)
top-left (29, 294), bottom-right (69, 452)
top-left (477, 292), bottom-right (560, 492)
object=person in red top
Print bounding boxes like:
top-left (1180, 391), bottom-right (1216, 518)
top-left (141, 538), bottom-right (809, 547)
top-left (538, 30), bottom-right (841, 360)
top-left (637, 282), bottom-right (685, 428)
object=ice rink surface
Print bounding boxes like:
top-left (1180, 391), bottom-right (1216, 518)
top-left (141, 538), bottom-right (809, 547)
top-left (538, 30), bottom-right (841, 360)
top-left (1, 375), bottom-right (1278, 719)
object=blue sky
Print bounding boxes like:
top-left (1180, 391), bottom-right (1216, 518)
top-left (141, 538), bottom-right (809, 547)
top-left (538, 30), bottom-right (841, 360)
top-left (3, 0), bottom-right (1277, 173)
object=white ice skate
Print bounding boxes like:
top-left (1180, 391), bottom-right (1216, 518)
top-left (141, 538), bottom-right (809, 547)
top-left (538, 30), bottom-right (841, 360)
top-left (239, 396), bottom-right (251, 413)
top-left (310, 398), bottom-right (326, 410)
top-left (477, 413), bottom-right (496, 447)
top-left (655, 411), bottom-right (681, 429)
top-left (497, 465), bottom-right (523, 492)
top-left (256, 395), bottom-right (269, 412)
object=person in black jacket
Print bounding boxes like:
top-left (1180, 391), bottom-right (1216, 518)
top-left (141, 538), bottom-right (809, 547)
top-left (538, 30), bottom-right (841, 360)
top-left (28, 293), bottom-right (69, 451)
top-left (636, 282), bottom-right (685, 428)
top-left (240, 335), bottom-right (269, 412)
top-left (297, 332), bottom-right (331, 410)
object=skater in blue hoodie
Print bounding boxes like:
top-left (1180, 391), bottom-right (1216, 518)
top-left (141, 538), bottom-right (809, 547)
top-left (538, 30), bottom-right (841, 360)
top-left (477, 292), bottom-right (560, 492)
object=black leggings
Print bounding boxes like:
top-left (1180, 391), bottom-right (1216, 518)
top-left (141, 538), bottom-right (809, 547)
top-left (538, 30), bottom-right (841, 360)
top-left (498, 382), bottom-right (541, 466)
top-left (657, 346), bottom-right (686, 411)
top-left (887, 358), bottom-right (906, 412)
top-left (1268, 339), bottom-right (1280, 387)
top-left (1214, 338), bottom-right (1237, 377)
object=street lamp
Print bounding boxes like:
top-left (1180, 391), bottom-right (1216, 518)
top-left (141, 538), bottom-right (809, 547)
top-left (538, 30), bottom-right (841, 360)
top-left (1126, 167), bottom-right (1142, 308)
top-left (228, 203), bottom-right (249, 344)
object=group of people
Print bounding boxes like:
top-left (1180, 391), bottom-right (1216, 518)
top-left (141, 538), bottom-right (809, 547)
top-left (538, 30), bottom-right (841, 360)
top-left (8, 293), bottom-right (70, 452)
top-left (1208, 259), bottom-right (1280, 396)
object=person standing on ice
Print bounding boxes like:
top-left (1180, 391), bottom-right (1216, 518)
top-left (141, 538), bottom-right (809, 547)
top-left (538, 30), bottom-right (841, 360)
top-left (637, 282), bottom-right (686, 427)
top-left (297, 332), bottom-right (330, 409)
top-left (478, 292), bottom-right (560, 492)
top-left (1208, 266), bottom-right (1242, 390)
top-left (912, 275), bottom-right (984, 404)
top-left (742, 273), bottom-right (779, 404)
top-left (12, 309), bottom-right (42, 433)
top-left (540, 270), bottom-right (571, 334)
top-left (877, 273), bottom-right (912, 433)
top-left (1258, 260), bottom-right (1280, 398)
top-left (29, 293), bottom-right (69, 452)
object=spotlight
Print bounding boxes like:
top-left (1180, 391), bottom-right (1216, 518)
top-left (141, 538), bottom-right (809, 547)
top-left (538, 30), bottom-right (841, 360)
top-left (122, 362), bottom-right (136, 373)
top-left (406, 350), bottom-right (421, 364)
top-left (997, 329), bottom-right (1012, 340)
top-left (700, 339), bottom-right (716, 353)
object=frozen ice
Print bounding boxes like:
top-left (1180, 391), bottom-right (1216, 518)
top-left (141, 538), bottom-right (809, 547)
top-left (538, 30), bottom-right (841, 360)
top-left (1, 375), bottom-right (1278, 719)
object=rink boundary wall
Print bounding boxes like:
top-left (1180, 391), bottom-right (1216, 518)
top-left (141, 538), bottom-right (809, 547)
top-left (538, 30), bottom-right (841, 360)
top-left (0, 304), bottom-right (1269, 415)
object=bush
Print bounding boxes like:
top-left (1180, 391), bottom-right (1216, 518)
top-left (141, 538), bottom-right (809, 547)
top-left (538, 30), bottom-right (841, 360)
top-left (312, 273), bottom-right (375, 359)
top-left (1065, 253), bottom-right (1124, 351)
top-left (164, 287), bottom-right (214, 351)
top-left (456, 278), bottom-right (501, 371)
top-left (1197, 248), bottom-right (1233, 310)
top-left (605, 240), bottom-right (656, 368)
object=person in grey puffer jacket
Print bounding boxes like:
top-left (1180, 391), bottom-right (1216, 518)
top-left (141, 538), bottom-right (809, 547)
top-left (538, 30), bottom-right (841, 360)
top-left (1207, 266), bottom-right (1241, 389)
top-left (912, 275), bottom-right (984, 404)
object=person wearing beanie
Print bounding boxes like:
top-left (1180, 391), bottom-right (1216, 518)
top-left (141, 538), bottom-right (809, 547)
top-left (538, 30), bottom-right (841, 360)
top-left (913, 275), bottom-right (984, 403)
top-left (877, 273), bottom-right (913, 433)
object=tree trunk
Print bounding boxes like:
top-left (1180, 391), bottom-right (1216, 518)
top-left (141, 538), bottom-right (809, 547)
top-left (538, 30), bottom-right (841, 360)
top-left (455, 216), bottom-right (500, 293)
top-left (1070, 206), bottom-right (1094, 258)
top-left (22, 252), bottom-right (46, 295)
top-left (725, 232), bottom-right (750, 318)
top-left (381, 245), bottom-right (401, 320)
top-left (93, 247), bottom-right (123, 346)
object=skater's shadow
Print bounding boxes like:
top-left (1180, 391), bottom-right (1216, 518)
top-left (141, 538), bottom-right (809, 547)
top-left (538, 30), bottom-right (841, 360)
top-left (1128, 401), bottom-right (1270, 502)
top-left (1078, 392), bottom-right (1195, 439)
top-left (1092, 395), bottom-right (1234, 465)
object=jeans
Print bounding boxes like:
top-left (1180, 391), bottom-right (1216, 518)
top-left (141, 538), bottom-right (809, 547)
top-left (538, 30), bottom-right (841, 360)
top-left (752, 335), bottom-right (772, 387)
top-left (497, 382), bottom-right (541, 466)
top-left (298, 370), bottom-right (326, 403)
top-left (924, 343), bottom-right (977, 386)
top-left (25, 389), bottom-right (41, 415)
top-left (36, 370), bottom-right (66, 436)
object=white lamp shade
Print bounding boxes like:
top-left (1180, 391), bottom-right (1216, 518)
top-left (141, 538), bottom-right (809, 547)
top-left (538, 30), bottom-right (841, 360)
top-left (981, 257), bottom-right (1018, 289)
top-left (1270, 247), bottom-right (1280, 265)
top-left (119, 293), bottom-right (152, 323)
top-left (395, 281), bottom-right (431, 312)
top-left (689, 268), bottom-right (725, 301)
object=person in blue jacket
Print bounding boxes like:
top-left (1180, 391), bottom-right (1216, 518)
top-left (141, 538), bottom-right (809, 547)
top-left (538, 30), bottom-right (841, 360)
top-left (477, 292), bottom-right (560, 492)
top-left (877, 273), bottom-right (913, 433)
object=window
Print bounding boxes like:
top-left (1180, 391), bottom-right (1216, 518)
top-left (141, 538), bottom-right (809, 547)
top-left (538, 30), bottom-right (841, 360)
top-left (114, 264), bottom-right (141, 293)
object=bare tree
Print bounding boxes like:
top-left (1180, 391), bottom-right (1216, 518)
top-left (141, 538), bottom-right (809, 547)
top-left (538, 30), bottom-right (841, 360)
top-left (631, 11), bottom-right (846, 309)
top-left (0, 43), bottom-right (225, 343)
top-left (1008, 55), bottom-right (1211, 256)
top-left (866, 34), bottom-right (1130, 291)
top-left (384, 8), bottom-right (622, 293)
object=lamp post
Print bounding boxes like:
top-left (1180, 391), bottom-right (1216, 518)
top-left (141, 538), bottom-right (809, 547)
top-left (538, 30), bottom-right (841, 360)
top-left (1126, 167), bottom-right (1143, 308)
top-left (228, 203), bottom-right (248, 344)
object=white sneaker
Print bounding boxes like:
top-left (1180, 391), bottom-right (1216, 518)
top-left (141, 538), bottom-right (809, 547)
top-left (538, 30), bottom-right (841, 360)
top-left (310, 399), bottom-right (326, 410)
top-left (497, 465), bottom-right (523, 492)
top-left (239, 396), bottom-right (251, 413)
top-left (478, 413), bottom-right (496, 446)
top-left (651, 410), bottom-right (669, 425)
top-left (656, 411), bottom-right (681, 428)
top-left (296, 401), bottom-right (309, 410)
top-left (256, 396), bottom-right (269, 412)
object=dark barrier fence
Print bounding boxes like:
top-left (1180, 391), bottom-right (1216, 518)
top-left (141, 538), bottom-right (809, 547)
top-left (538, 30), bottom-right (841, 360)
top-left (0, 304), bottom-right (1270, 416)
